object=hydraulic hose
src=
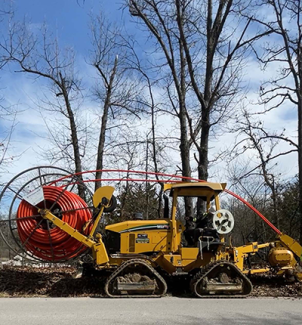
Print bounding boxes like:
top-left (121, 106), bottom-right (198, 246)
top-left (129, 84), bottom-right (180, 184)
top-left (224, 189), bottom-right (281, 235)
top-left (16, 186), bottom-right (92, 261)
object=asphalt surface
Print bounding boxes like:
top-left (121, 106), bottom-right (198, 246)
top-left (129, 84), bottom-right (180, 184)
top-left (0, 297), bottom-right (301, 325)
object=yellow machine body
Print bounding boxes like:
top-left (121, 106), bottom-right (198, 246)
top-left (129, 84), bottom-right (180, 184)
top-left (106, 219), bottom-right (177, 254)
top-left (105, 219), bottom-right (211, 273)
top-left (101, 182), bottom-right (227, 273)
top-left (40, 180), bottom-right (302, 296)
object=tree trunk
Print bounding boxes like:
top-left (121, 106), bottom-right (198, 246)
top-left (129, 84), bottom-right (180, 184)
top-left (179, 99), bottom-right (193, 218)
top-left (94, 56), bottom-right (118, 191)
top-left (178, 23), bottom-right (193, 219)
top-left (150, 95), bottom-right (163, 218)
top-left (60, 74), bottom-right (84, 198)
top-left (198, 120), bottom-right (210, 181)
top-left (95, 102), bottom-right (109, 191)
top-left (197, 119), bottom-right (210, 216)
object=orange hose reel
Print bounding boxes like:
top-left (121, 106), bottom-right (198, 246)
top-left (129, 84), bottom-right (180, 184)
top-left (16, 186), bottom-right (92, 261)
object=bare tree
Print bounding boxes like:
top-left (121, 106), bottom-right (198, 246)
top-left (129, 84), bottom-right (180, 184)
top-left (129, 0), bottom-right (191, 179)
top-left (127, 0), bottom-right (270, 216)
top-left (225, 177), bottom-right (274, 245)
top-left (90, 13), bottom-right (144, 191)
top-left (0, 1), bottom-right (18, 181)
top-left (248, 0), bottom-right (302, 241)
top-left (0, 112), bottom-right (17, 181)
top-left (227, 157), bottom-right (300, 244)
top-left (4, 22), bottom-right (86, 196)
top-left (124, 35), bottom-right (179, 217)
top-left (228, 110), bottom-right (297, 228)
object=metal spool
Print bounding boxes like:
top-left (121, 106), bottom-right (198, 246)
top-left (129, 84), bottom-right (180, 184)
top-left (0, 166), bottom-right (94, 263)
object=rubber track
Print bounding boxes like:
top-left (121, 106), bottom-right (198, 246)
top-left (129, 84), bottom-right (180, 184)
top-left (104, 259), bottom-right (167, 298)
top-left (190, 260), bottom-right (253, 298)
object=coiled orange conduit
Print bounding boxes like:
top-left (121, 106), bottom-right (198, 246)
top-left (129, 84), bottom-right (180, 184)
top-left (17, 186), bottom-right (92, 261)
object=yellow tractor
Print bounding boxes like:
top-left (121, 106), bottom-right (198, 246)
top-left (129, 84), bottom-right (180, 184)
top-left (1, 167), bottom-right (301, 297)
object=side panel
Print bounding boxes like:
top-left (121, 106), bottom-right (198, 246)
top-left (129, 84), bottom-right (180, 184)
top-left (105, 219), bottom-right (184, 255)
top-left (120, 230), bottom-right (169, 254)
top-left (106, 220), bottom-right (172, 254)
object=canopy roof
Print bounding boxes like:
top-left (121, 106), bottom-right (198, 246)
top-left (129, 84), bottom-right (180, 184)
top-left (164, 182), bottom-right (226, 201)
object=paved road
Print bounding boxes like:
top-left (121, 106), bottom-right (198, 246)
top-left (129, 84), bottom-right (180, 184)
top-left (0, 297), bottom-right (301, 325)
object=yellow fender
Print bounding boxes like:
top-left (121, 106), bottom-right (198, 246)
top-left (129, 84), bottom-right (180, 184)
top-left (89, 186), bottom-right (115, 238)
top-left (93, 186), bottom-right (115, 208)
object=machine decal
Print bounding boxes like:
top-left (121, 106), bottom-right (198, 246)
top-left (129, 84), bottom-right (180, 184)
top-left (136, 234), bottom-right (149, 243)
top-left (120, 224), bottom-right (170, 233)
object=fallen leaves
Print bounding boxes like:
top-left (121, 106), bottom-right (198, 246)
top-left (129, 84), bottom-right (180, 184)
top-left (250, 273), bottom-right (302, 298)
top-left (0, 265), bottom-right (104, 297)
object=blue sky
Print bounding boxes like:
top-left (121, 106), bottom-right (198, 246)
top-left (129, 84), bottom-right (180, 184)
top-left (13, 1), bottom-right (123, 52)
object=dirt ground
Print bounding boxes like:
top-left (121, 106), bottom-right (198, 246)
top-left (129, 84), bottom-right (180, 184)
top-left (0, 265), bottom-right (302, 298)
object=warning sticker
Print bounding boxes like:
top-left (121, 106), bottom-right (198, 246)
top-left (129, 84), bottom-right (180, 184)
top-left (24, 187), bottom-right (44, 206)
